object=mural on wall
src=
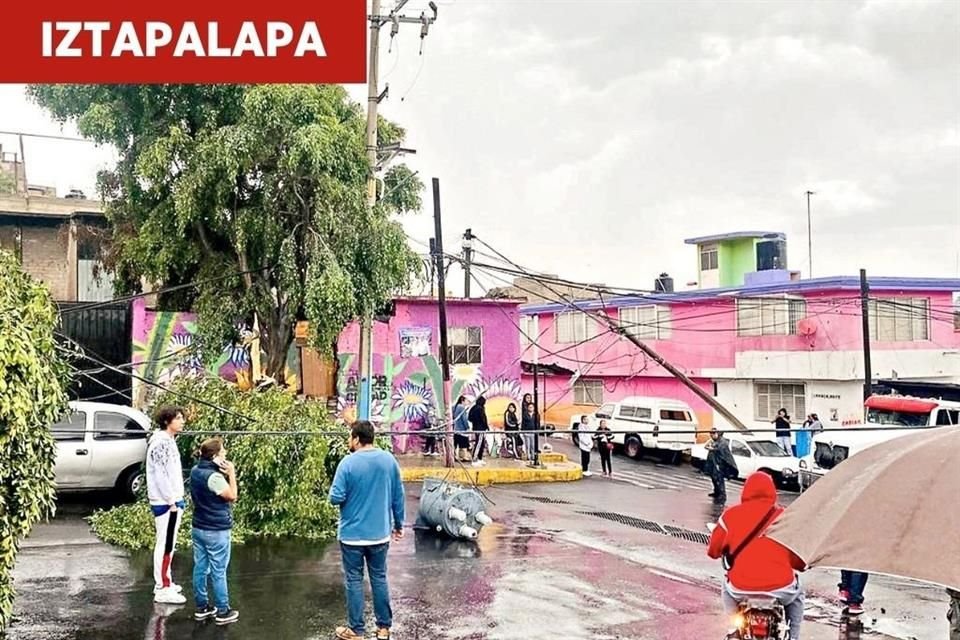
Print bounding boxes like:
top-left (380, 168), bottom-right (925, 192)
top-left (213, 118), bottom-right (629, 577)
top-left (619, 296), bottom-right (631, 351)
top-left (132, 306), bottom-right (300, 407)
top-left (336, 353), bottom-right (522, 454)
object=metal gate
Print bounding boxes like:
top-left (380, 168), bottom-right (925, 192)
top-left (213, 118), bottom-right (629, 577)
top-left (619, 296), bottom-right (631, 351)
top-left (58, 301), bottom-right (132, 406)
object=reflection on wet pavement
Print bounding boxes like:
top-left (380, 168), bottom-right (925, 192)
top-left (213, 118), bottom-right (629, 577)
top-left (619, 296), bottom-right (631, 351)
top-left (10, 469), bottom-right (931, 640)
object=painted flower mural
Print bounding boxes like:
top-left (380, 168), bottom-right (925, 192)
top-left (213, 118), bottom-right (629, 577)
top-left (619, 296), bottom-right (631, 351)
top-left (467, 375), bottom-right (523, 427)
top-left (337, 396), bottom-right (387, 425)
top-left (451, 363), bottom-right (481, 386)
top-left (392, 380), bottom-right (435, 421)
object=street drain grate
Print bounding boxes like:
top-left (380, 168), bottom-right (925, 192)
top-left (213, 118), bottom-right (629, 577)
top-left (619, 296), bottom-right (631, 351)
top-left (578, 511), bottom-right (711, 545)
top-left (524, 496), bottom-right (573, 505)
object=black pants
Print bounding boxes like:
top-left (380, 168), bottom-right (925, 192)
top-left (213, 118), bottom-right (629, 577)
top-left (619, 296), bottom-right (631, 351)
top-left (710, 468), bottom-right (726, 501)
top-left (580, 449), bottom-right (591, 472)
top-left (423, 435), bottom-right (437, 454)
top-left (473, 431), bottom-right (488, 460)
top-left (599, 446), bottom-right (612, 474)
top-left (453, 433), bottom-right (470, 450)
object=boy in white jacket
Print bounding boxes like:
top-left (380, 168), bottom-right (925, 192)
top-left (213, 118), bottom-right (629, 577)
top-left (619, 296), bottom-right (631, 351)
top-left (147, 406), bottom-right (187, 604)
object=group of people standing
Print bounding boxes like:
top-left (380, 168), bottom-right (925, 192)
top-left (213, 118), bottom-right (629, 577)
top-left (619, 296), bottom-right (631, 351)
top-left (146, 407), bottom-right (240, 626)
top-left (773, 408), bottom-right (824, 458)
top-left (572, 414), bottom-right (615, 477)
top-left (452, 393), bottom-right (541, 466)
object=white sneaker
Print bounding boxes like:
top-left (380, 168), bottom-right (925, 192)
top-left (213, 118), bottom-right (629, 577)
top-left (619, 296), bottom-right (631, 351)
top-left (154, 587), bottom-right (187, 604)
top-left (154, 584), bottom-right (183, 594)
top-left (583, 471), bottom-right (594, 477)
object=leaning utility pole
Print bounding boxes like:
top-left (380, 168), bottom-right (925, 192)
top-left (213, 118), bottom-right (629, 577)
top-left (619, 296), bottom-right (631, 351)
top-left (357, 0), bottom-right (439, 421)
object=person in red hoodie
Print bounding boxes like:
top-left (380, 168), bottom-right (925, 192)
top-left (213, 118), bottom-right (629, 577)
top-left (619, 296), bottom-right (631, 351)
top-left (708, 472), bottom-right (806, 640)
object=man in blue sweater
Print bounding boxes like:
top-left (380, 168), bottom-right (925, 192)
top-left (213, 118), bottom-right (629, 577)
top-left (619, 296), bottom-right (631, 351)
top-left (330, 420), bottom-right (405, 640)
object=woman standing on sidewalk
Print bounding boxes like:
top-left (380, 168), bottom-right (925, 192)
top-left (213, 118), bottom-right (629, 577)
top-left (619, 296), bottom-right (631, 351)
top-left (577, 415), bottom-right (595, 477)
top-left (593, 419), bottom-right (614, 477)
top-left (468, 396), bottom-right (490, 467)
top-left (503, 403), bottom-right (522, 458)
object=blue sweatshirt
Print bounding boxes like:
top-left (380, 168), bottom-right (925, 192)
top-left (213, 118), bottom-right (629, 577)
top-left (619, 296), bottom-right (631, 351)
top-left (329, 448), bottom-right (405, 545)
top-left (453, 404), bottom-right (469, 432)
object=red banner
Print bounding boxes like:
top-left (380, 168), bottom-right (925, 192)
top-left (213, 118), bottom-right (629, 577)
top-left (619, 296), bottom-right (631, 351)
top-left (3, 0), bottom-right (367, 83)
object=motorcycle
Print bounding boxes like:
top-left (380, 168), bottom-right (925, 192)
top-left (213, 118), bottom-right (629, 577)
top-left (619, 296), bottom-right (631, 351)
top-left (726, 598), bottom-right (789, 640)
top-left (707, 523), bottom-right (790, 640)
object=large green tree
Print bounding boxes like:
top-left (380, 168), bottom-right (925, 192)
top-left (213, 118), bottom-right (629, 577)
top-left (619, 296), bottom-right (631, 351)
top-left (0, 250), bottom-right (69, 630)
top-left (29, 84), bottom-right (422, 381)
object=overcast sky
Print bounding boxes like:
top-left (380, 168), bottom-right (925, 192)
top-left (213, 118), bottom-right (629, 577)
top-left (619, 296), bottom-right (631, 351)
top-left (2, 0), bottom-right (958, 295)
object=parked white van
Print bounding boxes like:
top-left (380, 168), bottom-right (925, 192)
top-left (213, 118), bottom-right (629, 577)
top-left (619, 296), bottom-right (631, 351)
top-left (799, 394), bottom-right (960, 488)
top-left (570, 396), bottom-right (699, 463)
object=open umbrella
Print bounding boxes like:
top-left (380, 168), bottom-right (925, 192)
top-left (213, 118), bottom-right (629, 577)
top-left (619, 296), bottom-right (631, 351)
top-left (767, 426), bottom-right (960, 589)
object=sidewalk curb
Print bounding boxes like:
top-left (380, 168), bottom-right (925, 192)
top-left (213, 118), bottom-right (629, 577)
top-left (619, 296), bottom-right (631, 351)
top-left (401, 462), bottom-right (582, 485)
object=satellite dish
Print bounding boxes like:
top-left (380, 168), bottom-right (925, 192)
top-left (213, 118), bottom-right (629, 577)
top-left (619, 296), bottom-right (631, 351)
top-left (797, 318), bottom-right (818, 336)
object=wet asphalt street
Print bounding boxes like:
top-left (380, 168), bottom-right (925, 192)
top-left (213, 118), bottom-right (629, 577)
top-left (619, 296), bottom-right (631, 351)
top-left (8, 442), bottom-right (951, 640)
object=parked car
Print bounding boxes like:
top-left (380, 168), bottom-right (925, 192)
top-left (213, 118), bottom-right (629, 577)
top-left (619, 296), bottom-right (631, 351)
top-left (570, 396), bottom-right (699, 463)
top-left (51, 401), bottom-right (152, 499)
top-left (691, 432), bottom-right (800, 489)
top-left (799, 394), bottom-right (960, 489)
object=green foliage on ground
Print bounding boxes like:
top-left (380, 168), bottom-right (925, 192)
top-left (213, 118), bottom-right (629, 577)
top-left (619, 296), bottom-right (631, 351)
top-left (0, 250), bottom-right (69, 630)
top-left (88, 378), bottom-right (349, 549)
top-left (28, 84), bottom-right (424, 382)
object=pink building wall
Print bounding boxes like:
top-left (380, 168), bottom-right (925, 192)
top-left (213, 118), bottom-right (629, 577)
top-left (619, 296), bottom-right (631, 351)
top-left (336, 297), bottom-right (523, 452)
top-left (522, 287), bottom-right (960, 430)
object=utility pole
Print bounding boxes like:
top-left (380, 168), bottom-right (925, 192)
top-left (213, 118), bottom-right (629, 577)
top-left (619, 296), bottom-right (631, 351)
top-left (806, 190), bottom-right (815, 279)
top-left (462, 228), bottom-right (474, 298)
top-left (860, 269), bottom-right (873, 401)
top-left (357, 0), bottom-right (439, 421)
top-left (531, 314), bottom-right (541, 467)
top-left (614, 324), bottom-right (748, 430)
top-left (432, 178), bottom-right (454, 467)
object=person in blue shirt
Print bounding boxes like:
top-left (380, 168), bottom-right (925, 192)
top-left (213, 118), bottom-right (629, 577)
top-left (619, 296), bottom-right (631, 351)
top-left (330, 421), bottom-right (405, 640)
top-left (453, 395), bottom-right (471, 461)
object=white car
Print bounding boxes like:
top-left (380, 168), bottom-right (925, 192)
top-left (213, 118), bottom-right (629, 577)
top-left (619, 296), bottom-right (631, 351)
top-left (691, 433), bottom-right (800, 489)
top-left (51, 401), bottom-right (152, 499)
top-left (571, 396), bottom-right (699, 463)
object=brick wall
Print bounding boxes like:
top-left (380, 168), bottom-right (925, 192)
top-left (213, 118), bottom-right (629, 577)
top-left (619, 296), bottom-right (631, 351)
top-left (18, 221), bottom-right (71, 300)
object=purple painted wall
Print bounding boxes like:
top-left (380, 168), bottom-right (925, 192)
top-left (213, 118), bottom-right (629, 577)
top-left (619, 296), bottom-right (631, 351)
top-left (336, 297), bottom-right (523, 453)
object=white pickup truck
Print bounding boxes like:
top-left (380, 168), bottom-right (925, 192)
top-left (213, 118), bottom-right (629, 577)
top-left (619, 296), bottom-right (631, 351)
top-left (570, 396), bottom-right (699, 464)
top-left (799, 394), bottom-right (960, 489)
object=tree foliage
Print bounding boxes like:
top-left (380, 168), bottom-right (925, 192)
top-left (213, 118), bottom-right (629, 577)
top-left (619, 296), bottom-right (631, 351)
top-left (28, 84), bottom-right (423, 381)
top-left (0, 250), bottom-right (69, 630)
top-left (89, 378), bottom-right (350, 549)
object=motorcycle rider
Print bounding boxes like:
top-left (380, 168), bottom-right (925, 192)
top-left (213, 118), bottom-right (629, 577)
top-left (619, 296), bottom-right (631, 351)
top-left (708, 472), bottom-right (806, 640)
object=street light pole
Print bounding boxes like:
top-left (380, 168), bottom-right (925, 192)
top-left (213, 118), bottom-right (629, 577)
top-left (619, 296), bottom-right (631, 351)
top-left (806, 190), bottom-right (815, 279)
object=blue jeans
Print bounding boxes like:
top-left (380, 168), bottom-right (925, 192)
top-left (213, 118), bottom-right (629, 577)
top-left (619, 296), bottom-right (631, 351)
top-left (840, 570), bottom-right (869, 605)
top-left (192, 528), bottom-right (232, 613)
top-left (340, 542), bottom-right (392, 634)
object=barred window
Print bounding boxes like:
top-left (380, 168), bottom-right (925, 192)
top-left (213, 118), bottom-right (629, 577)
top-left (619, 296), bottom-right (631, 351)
top-left (619, 305), bottom-right (672, 340)
top-left (573, 379), bottom-right (603, 405)
top-left (755, 382), bottom-right (806, 421)
top-left (869, 298), bottom-right (929, 342)
top-left (737, 297), bottom-right (806, 336)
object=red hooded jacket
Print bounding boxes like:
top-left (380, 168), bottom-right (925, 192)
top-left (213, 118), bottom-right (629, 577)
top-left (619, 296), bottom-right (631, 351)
top-left (707, 473), bottom-right (806, 592)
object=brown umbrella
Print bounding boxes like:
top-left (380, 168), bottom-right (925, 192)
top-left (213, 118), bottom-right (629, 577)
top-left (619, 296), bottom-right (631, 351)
top-left (767, 426), bottom-right (960, 590)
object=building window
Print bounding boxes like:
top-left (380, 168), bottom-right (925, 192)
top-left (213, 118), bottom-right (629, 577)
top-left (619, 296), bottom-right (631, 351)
top-left (555, 311), bottom-right (595, 344)
top-left (953, 293), bottom-right (960, 332)
top-left (573, 379), bottom-right (603, 405)
top-left (755, 382), bottom-right (806, 421)
top-left (868, 298), bottom-right (929, 342)
top-left (449, 326), bottom-right (482, 365)
top-left (736, 297), bottom-right (806, 336)
top-left (520, 315), bottom-right (534, 348)
top-left (619, 305), bottom-right (671, 340)
top-left (699, 243), bottom-right (719, 271)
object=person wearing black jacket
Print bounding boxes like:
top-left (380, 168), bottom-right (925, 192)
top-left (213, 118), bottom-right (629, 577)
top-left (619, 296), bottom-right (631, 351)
top-left (705, 428), bottom-right (738, 503)
top-left (468, 396), bottom-right (490, 466)
top-left (593, 419), bottom-right (615, 477)
top-left (503, 403), bottom-right (522, 458)
top-left (521, 403), bottom-right (537, 461)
